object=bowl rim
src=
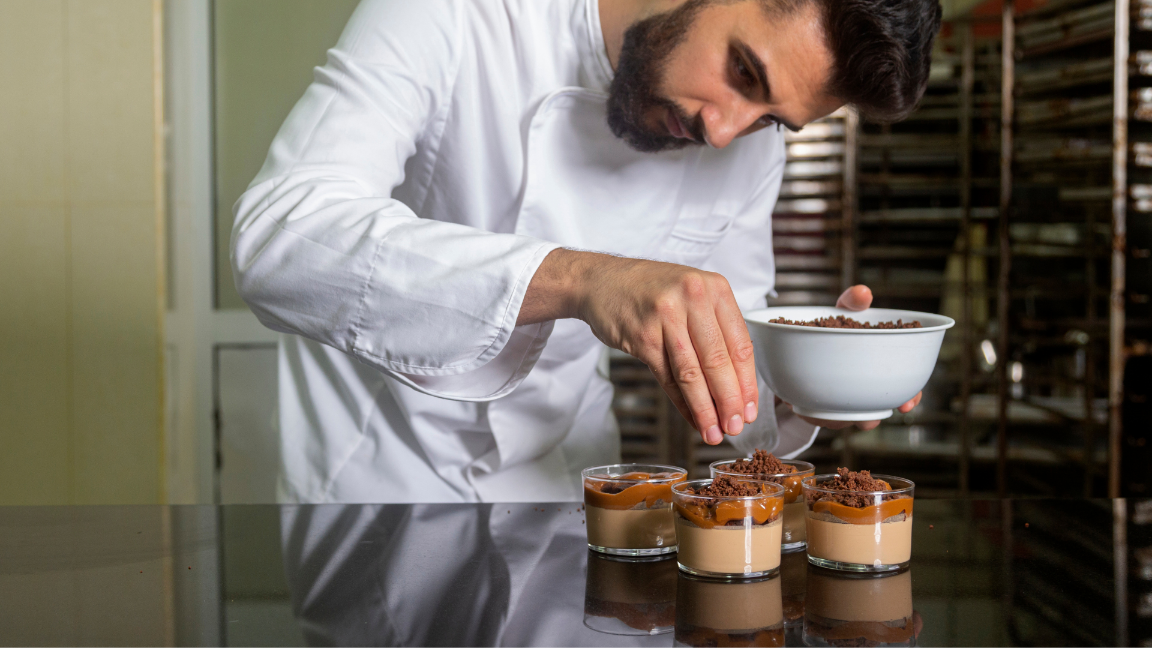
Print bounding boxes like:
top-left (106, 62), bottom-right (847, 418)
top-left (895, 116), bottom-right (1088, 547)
top-left (743, 306), bottom-right (955, 334)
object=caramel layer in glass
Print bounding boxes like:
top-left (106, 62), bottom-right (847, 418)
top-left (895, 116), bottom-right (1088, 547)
top-left (674, 497), bottom-right (783, 529)
top-left (811, 497), bottom-right (913, 525)
top-left (583, 472), bottom-right (685, 510)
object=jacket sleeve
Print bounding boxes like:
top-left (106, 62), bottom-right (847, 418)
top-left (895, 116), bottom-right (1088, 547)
top-left (230, 0), bottom-right (559, 401)
top-left (704, 133), bottom-right (820, 457)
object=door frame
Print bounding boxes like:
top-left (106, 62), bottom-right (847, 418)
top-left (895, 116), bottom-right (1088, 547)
top-left (164, 0), bottom-right (277, 504)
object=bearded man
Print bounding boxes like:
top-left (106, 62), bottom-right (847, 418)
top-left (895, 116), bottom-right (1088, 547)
top-left (231, 0), bottom-right (942, 503)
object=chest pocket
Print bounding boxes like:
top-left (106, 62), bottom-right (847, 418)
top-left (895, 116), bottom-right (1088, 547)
top-left (515, 89), bottom-right (736, 264)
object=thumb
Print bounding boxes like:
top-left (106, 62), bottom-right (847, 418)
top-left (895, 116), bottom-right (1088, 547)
top-left (836, 285), bottom-right (873, 311)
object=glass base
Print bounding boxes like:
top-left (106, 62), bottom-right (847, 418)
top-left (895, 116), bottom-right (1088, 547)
top-left (677, 562), bottom-right (780, 580)
top-left (583, 614), bottom-right (673, 636)
top-left (781, 540), bottom-right (807, 553)
top-left (588, 543), bottom-right (677, 557)
top-left (807, 555), bottom-right (909, 573)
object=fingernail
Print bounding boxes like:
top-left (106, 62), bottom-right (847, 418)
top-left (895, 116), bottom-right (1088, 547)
top-left (705, 425), bottom-right (722, 445)
top-left (727, 414), bottom-right (743, 436)
top-left (744, 401), bottom-right (757, 422)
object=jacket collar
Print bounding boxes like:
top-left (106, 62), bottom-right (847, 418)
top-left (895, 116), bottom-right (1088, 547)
top-left (575, 0), bottom-right (614, 93)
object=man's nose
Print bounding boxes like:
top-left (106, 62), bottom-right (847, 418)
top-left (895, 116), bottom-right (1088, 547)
top-left (700, 101), bottom-right (763, 149)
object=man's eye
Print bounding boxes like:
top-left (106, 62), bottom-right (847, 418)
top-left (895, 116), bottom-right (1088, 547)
top-left (734, 58), bottom-right (755, 84)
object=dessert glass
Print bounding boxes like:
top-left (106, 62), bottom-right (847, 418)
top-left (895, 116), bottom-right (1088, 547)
top-left (803, 568), bottom-right (915, 647)
top-left (582, 464), bottom-right (687, 556)
top-left (583, 551), bottom-right (676, 636)
top-left (674, 572), bottom-right (784, 647)
top-left (671, 478), bottom-right (785, 579)
top-left (802, 474), bottom-right (914, 573)
top-left (710, 458), bottom-right (815, 552)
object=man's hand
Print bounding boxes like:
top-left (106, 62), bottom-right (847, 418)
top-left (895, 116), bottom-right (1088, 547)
top-left (788, 285), bottom-right (922, 431)
top-left (518, 249), bottom-right (757, 446)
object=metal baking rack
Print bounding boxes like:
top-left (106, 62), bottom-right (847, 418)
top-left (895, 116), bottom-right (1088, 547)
top-left (836, 21), bottom-right (1007, 496)
top-left (994, 0), bottom-right (1149, 498)
top-left (769, 109), bottom-right (853, 308)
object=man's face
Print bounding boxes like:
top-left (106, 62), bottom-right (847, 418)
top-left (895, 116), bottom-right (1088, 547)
top-left (606, 0), bottom-right (842, 153)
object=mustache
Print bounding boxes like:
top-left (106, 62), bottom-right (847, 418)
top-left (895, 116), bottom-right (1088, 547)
top-left (657, 98), bottom-right (706, 144)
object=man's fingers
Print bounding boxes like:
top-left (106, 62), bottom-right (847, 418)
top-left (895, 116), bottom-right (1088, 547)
top-left (713, 289), bottom-right (759, 422)
top-left (685, 304), bottom-right (746, 437)
top-left (663, 324), bottom-right (725, 444)
top-left (647, 352), bottom-right (715, 442)
top-left (836, 284), bottom-right (873, 311)
top-left (897, 391), bottom-right (923, 414)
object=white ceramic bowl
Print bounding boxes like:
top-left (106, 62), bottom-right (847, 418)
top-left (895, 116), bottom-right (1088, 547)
top-left (743, 307), bottom-right (955, 421)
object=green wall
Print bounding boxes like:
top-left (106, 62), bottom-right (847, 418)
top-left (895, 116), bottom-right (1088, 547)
top-left (213, 0), bottom-right (359, 309)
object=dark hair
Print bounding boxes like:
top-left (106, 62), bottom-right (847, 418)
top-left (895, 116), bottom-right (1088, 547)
top-left (814, 0), bottom-right (942, 123)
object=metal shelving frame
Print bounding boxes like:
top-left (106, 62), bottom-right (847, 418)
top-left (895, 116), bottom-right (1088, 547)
top-left (999, 0), bottom-right (1130, 498)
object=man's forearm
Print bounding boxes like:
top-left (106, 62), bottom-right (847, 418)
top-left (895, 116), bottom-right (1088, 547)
top-left (517, 248), bottom-right (593, 325)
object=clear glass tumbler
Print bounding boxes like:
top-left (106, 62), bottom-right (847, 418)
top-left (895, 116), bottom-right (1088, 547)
top-left (802, 474), bottom-right (915, 573)
top-left (582, 464), bottom-right (687, 557)
top-left (671, 478), bottom-right (785, 579)
top-left (710, 458), bottom-right (815, 552)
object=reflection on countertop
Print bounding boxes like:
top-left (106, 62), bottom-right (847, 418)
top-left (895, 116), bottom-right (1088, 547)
top-left (0, 499), bottom-right (1143, 646)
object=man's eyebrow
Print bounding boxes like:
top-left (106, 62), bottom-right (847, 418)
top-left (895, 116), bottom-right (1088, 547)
top-left (736, 41), bottom-right (802, 133)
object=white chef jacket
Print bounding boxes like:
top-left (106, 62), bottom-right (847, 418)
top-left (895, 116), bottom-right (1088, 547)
top-left (231, 0), bottom-right (819, 503)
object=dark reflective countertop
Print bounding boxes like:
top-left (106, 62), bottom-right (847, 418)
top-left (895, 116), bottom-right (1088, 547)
top-left (0, 499), bottom-right (1144, 646)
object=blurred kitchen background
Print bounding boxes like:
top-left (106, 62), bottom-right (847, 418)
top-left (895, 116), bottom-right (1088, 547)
top-left (1, 0), bottom-right (1149, 505)
top-left (1, 0), bottom-right (1151, 646)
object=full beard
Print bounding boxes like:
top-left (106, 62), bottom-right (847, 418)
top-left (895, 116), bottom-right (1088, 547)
top-left (605, 0), bottom-right (710, 153)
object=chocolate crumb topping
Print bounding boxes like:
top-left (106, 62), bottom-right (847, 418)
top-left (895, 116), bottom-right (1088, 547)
top-left (809, 468), bottom-right (895, 508)
top-left (688, 475), bottom-right (762, 498)
top-left (721, 449), bottom-right (794, 476)
top-left (768, 315), bottom-right (922, 329)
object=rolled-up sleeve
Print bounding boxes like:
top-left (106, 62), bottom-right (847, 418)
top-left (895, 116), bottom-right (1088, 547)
top-left (231, 0), bottom-right (559, 401)
top-left (704, 135), bottom-right (819, 456)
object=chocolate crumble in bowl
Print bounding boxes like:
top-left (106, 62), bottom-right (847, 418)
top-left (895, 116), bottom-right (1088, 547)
top-left (768, 315), bottom-right (922, 329)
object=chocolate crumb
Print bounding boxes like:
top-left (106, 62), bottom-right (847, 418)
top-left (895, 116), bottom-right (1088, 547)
top-left (721, 449), bottom-right (794, 477)
top-left (929, 525), bottom-right (934, 530)
top-left (807, 467), bottom-right (893, 508)
top-left (689, 475), bottom-right (763, 498)
top-left (768, 315), bottom-right (922, 329)
top-left (1024, 522), bottom-right (1029, 528)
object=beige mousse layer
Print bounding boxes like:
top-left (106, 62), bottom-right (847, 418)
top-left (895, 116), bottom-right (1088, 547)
top-left (677, 573), bottom-right (783, 631)
top-left (782, 501), bottom-right (806, 545)
top-left (675, 518), bottom-right (782, 575)
top-left (586, 505), bottom-right (676, 550)
top-left (806, 569), bottom-right (912, 622)
top-left (805, 516), bottom-right (912, 567)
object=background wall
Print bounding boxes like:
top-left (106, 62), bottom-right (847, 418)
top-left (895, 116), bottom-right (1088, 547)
top-left (0, 0), bottom-right (166, 504)
top-left (212, 0), bottom-right (358, 309)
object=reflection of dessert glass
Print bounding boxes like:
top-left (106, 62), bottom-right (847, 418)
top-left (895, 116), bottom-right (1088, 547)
top-left (583, 551), bottom-right (677, 636)
top-left (779, 547), bottom-right (808, 631)
top-left (583, 464), bottom-right (687, 556)
top-left (674, 572), bottom-right (784, 647)
top-left (803, 568), bottom-right (915, 647)
top-left (803, 470), bottom-right (914, 572)
top-left (710, 451), bottom-right (815, 552)
top-left (672, 477), bottom-right (785, 579)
